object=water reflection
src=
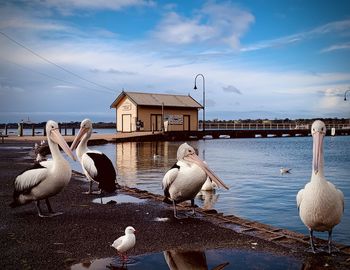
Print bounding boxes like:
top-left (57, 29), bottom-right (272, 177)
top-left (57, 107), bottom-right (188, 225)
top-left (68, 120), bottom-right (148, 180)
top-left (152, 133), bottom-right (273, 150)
top-left (71, 248), bottom-right (303, 270)
top-left (196, 190), bottom-right (219, 210)
top-left (164, 249), bottom-right (208, 270)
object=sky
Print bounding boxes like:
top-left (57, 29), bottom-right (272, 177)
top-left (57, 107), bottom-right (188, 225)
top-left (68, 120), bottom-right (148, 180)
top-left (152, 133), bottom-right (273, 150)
top-left (0, 0), bottom-right (350, 123)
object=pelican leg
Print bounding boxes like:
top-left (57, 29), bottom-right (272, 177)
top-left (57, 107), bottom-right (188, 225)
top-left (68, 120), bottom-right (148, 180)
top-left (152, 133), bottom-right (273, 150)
top-left (190, 199), bottom-right (196, 216)
top-left (83, 181), bottom-right (102, 195)
top-left (173, 200), bottom-right (179, 219)
top-left (36, 201), bottom-right (45, 217)
top-left (82, 181), bottom-right (93, 194)
top-left (309, 229), bottom-right (316, 253)
top-left (45, 199), bottom-right (63, 217)
top-left (327, 230), bottom-right (333, 254)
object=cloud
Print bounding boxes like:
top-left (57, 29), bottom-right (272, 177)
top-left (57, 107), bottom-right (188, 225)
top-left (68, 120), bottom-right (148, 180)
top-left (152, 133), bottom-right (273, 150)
top-left (242, 19), bottom-right (350, 52)
top-left (320, 42), bottom-right (350, 53)
top-left (151, 2), bottom-right (254, 49)
top-left (36, 0), bottom-right (156, 13)
top-left (89, 68), bottom-right (137, 75)
top-left (222, 85), bottom-right (242, 94)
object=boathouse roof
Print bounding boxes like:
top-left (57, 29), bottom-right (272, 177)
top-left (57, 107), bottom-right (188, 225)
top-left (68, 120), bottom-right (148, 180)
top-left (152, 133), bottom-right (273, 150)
top-left (110, 91), bottom-right (203, 109)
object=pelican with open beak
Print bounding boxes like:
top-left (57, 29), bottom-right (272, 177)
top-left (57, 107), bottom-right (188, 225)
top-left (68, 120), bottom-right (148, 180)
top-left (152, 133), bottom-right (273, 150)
top-left (162, 143), bottom-right (229, 218)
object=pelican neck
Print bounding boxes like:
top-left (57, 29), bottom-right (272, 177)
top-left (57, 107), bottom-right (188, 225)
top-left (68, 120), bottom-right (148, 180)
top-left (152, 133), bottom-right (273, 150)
top-left (77, 131), bottom-right (91, 158)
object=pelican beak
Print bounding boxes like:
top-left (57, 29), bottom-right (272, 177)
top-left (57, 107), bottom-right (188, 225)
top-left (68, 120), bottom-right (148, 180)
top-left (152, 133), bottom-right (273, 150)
top-left (50, 128), bottom-right (76, 161)
top-left (185, 154), bottom-right (229, 190)
top-left (312, 131), bottom-right (323, 174)
top-left (70, 127), bottom-right (88, 151)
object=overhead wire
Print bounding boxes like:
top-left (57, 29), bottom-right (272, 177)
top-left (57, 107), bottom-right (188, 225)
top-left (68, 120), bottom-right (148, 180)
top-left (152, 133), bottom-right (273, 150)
top-left (0, 56), bottom-right (115, 95)
top-left (0, 31), bottom-right (116, 94)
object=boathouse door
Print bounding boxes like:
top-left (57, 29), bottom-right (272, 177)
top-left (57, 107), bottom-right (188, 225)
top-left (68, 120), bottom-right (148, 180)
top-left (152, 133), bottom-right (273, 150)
top-left (183, 115), bottom-right (190, 131)
top-left (151, 114), bottom-right (162, 131)
top-left (122, 114), bottom-right (132, 132)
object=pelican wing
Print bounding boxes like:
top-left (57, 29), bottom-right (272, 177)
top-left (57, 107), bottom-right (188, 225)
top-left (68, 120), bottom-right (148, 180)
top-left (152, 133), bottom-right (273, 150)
top-left (83, 152), bottom-right (116, 192)
top-left (14, 163), bottom-right (48, 195)
top-left (338, 189), bottom-right (345, 213)
top-left (327, 181), bottom-right (345, 213)
top-left (162, 163), bottom-right (180, 199)
top-left (81, 152), bottom-right (98, 179)
top-left (296, 188), bottom-right (304, 211)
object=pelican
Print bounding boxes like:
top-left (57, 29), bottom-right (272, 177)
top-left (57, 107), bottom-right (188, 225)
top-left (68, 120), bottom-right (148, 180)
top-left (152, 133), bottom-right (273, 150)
top-left (70, 119), bottom-right (117, 194)
top-left (10, 120), bottom-right (75, 217)
top-left (162, 143), bottom-right (229, 218)
top-left (111, 226), bottom-right (136, 261)
top-left (296, 120), bottom-right (344, 253)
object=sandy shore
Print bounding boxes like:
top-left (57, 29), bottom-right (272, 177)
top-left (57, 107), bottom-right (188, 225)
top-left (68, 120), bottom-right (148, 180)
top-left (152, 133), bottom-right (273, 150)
top-left (1, 140), bottom-right (349, 269)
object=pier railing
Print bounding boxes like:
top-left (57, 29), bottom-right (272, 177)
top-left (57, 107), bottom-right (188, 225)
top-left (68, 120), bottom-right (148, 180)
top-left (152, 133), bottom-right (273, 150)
top-left (198, 122), bottom-right (350, 131)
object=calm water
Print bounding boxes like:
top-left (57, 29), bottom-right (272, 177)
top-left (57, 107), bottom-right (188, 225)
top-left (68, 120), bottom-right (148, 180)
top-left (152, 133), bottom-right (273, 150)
top-left (69, 136), bottom-right (350, 245)
top-left (71, 248), bottom-right (302, 270)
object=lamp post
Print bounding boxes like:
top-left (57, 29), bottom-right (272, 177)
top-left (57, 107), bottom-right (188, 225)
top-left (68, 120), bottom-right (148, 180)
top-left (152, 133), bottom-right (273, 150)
top-left (194, 74), bottom-right (205, 131)
top-left (344, 89), bottom-right (350, 101)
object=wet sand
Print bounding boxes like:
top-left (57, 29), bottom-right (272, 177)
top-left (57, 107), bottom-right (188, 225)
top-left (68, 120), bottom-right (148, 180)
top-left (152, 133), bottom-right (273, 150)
top-left (1, 140), bottom-right (350, 269)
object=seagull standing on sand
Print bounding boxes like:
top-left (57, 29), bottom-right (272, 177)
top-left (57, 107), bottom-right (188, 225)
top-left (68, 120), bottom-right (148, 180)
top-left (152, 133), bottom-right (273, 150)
top-left (111, 226), bottom-right (136, 261)
top-left (296, 120), bottom-right (344, 253)
top-left (70, 119), bottom-right (117, 194)
top-left (10, 120), bottom-right (75, 217)
top-left (162, 143), bottom-right (229, 218)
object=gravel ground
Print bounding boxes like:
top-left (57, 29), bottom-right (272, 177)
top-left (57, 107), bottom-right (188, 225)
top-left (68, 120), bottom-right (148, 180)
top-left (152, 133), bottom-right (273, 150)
top-left (1, 141), bottom-right (349, 269)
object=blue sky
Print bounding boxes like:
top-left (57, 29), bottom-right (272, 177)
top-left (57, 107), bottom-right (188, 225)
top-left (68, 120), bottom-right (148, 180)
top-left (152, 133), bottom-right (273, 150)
top-left (0, 0), bottom-right (350, 123)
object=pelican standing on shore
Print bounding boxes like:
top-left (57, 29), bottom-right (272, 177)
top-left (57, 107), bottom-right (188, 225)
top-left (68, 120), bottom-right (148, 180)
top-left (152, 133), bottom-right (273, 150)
top-left (296, 120), bottom-right (344, 253)
top-left (10, 120), bottom-right (75, 217)
top-left (70, 119), bottom-right (117, 194)
top-left (162, 143), bottom-right (229, 218)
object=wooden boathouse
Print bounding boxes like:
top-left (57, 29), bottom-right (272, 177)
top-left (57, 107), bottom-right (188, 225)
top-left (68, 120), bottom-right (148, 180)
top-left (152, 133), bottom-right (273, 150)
top-left (110, 91), bottom-right (203, 132)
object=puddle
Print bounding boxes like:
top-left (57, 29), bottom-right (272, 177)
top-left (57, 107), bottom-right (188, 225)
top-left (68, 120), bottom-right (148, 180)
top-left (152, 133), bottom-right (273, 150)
top-left (71, 248), bottom-right (303, 270)
top-left (92, 194), bottom-right (146, 205)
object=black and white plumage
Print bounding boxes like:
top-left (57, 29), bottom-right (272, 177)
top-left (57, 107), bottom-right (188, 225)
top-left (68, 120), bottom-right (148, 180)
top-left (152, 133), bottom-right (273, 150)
top-left (70, 119), bottom-right (117, 194)
top-left (162, 143), bottom-right (229, 218)
top-left (111, 226), bottom-right (136, 261)
top-left (296, 120), bottom-right (344, 254)
top-left (10, 120), bottom-right (75, 217)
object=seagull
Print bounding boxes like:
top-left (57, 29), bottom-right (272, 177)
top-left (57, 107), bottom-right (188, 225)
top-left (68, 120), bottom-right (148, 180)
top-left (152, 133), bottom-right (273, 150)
top-left (162, 143), bottom-right (229, 218)
top-left (296, 120), bottom-right (344, 254)
top-left (111, 226), bottom-right (136, 262)
top-left (10, 120), bottom-right (75, 217)
top-left (70, 119), bottom-right (117, 194)
top-left (280, 167), bottom-right (292, 174)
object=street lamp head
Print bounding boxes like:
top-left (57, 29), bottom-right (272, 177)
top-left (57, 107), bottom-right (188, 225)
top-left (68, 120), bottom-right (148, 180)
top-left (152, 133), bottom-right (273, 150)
top-left (193, 84), bottom-right (197, 90)
top-left (345, 97), bottom-right (347, 101)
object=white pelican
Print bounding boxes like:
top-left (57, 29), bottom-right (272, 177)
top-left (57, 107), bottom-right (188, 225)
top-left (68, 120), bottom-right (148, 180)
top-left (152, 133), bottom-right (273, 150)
top-left (162, 143), bottom-right (229, 218)
top-left (111, 226), bottom-right (136, 261)
top-left (10, 120), bottom-right (75, 217)
top-left (70, 119), bottom-right (117, 194)
top-left (296, 120), bottom-right (344, 253)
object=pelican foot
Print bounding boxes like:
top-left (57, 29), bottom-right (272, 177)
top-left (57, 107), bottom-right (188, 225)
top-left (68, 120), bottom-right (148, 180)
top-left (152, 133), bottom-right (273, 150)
top-left (82, 190), bottom-right (102, 195)
top-left (319, 245), bottom-right (340, 255)
top-left (38, 212), bottom-right (63, 218)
